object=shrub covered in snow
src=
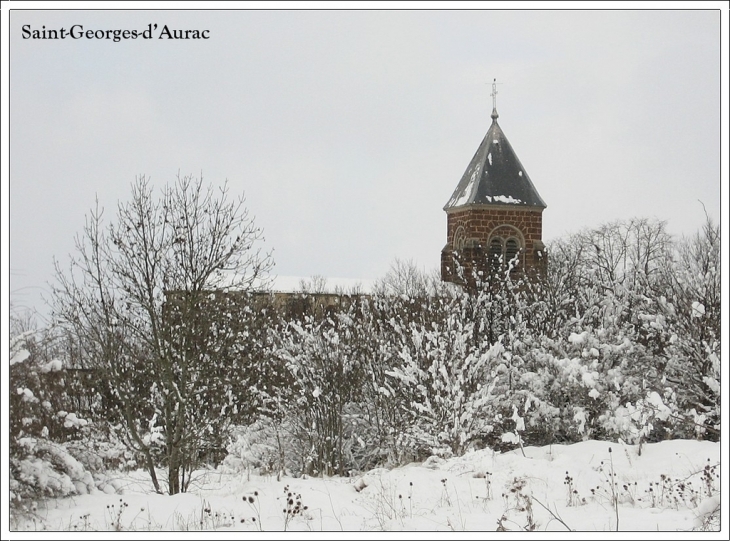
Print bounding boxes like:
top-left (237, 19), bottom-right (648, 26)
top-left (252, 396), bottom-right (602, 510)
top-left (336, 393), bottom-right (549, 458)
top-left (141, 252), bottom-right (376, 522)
top-left (8, 329), bottom-right (118, 519)
top-left (252, 218), bottom-right (720, 475)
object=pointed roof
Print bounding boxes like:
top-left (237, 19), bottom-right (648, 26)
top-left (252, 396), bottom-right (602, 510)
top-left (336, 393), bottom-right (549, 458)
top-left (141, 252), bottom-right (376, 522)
top-left (444, 108), bottom-right (546, 211)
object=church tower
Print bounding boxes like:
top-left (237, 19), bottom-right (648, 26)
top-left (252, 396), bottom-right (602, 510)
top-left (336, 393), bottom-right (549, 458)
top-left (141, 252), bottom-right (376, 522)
top-left (441, 82), bottom-right (547, 285)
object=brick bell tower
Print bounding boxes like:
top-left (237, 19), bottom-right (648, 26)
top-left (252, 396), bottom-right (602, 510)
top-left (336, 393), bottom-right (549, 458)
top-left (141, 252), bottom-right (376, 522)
top-left (441, 81), bottom-right (547, 285)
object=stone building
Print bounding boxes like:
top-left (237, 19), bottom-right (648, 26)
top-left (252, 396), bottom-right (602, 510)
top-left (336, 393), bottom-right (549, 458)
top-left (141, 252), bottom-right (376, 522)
top-left (441, 94), bottom-right (547, 286)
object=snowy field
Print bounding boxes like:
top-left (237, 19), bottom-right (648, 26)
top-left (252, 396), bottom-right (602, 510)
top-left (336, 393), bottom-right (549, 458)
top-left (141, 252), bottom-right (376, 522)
top-left (10, 439), bottom-right (720, 535)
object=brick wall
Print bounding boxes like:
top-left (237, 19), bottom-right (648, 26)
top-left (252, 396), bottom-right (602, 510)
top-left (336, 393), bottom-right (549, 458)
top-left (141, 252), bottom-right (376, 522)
top-left (441, 205), bottom-right (545, 284)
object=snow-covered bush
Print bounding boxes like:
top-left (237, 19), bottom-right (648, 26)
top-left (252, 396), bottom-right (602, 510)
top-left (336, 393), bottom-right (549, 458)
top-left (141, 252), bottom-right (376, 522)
top-left (572, 216), bottom-right (722, 442)
top-left (8, 328), bottom-right (110, 519)
top-left (382, 291), bottom-right (512, 456)
top-left (224, 418), bottom-right (291, 477)
top-left (265, 217), bottom-right (720, 470)
top-left (492, 217), bottom-right (720, 448)
top-left (11, 438), bottom-right (98, 499)
top-left (9, 330), bottom-right (86, 444)
top-left (271, 300), bottom-right (369, 476)
top-left (648, 217), bottom-right (721, 440)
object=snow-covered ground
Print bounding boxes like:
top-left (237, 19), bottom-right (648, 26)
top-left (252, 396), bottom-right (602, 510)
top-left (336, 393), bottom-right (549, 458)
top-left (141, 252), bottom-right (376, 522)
top-left (10, 439), bottom-right (720, 535)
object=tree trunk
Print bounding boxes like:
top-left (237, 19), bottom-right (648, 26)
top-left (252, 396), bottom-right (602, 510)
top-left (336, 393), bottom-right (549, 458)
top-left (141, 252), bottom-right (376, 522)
top-left (143, 450), bottom-right (162, 494)
top-left (168, 442), bottom-right (181, 495)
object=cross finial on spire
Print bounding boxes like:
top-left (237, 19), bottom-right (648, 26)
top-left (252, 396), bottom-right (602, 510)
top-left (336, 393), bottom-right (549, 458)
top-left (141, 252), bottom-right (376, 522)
top-left (490, 78), bottom-right (500, 120)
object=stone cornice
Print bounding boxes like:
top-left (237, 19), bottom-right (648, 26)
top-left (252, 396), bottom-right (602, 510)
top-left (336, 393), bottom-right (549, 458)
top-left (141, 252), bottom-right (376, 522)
top-left (445, 203), bottom-right (545, 215)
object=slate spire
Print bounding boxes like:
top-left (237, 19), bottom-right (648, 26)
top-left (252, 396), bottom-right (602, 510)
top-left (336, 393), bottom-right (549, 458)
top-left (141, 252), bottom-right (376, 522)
top-left (444, 105), bottom-right (546, 211)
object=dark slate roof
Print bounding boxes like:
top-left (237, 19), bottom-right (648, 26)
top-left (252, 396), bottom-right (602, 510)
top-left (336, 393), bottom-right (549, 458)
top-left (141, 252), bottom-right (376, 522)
top-left (444, 108), bottom-right (546, 210)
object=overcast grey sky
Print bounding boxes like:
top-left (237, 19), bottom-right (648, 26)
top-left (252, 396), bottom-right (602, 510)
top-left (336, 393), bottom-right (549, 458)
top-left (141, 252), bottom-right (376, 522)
top-left (5, 6), bottom-right (724, 321)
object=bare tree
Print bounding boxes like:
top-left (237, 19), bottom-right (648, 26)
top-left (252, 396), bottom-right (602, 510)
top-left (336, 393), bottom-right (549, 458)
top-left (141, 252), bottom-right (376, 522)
top-left (373, 258), bottom-right (434, 298)
top-left (299, 275), bottom-right (329, 294)
top-left (52, 174), bottom-right (274, 494)
top-left (574, 218), bottom-right (671, 293)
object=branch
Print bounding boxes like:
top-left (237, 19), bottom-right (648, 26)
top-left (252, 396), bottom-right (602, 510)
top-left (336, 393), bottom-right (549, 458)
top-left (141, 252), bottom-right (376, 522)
top-left (643, 402), bottom-right (720, 436)
top-left (531, 495), bottom-right (573, 531)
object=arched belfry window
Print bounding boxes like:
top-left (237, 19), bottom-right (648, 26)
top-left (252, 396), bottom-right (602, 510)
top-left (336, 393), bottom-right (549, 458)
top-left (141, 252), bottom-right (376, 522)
top-left (487, 230), bottom-right (523, 273)
top-left (453, 226), bottom-right (466, 251)
top-left (505, 238), bottom-right (520, 268)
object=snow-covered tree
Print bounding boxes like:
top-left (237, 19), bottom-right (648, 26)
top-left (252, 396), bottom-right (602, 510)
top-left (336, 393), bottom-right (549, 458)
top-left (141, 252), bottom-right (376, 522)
top-left (645, 215), bottom-right (720, 439)
top-left (514, 217), bottom-right (720, 446)
top-left (51, 174), bottom-right (273, 494)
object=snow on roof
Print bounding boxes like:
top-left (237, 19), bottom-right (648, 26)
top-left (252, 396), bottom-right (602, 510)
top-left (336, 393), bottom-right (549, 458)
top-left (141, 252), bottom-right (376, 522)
top-left (485, 195), bottom-right (522, 204)
top-left (444, 111), bottom-right (547, 211)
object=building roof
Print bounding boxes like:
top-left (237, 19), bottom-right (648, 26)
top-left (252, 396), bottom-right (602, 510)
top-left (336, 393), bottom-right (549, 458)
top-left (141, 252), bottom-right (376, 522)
top-left (444, 108), bottom-right (547, 211)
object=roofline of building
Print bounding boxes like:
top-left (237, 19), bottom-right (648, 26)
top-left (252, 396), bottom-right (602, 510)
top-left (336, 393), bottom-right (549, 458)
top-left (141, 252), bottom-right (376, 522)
top-left (443, 202), bottom-right (547, 213)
